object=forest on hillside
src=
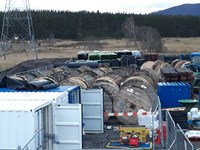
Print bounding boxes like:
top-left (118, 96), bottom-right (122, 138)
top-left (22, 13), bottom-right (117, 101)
top-left (0, 10), bottom-right (200, 39)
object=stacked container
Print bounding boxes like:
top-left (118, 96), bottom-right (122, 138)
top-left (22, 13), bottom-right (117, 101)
top-left (157, 82), bottom-right (191, 108)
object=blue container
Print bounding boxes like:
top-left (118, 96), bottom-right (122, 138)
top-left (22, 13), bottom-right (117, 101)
top-left (45, 86), bottom-right (80, 103)
top-left (157, 82), bottom-right (191, 108)
top-left (190, 52), bottom-right (200, 59)
top-left (187, 120), bottom-right (194, 125)
top-left (194, 120), bottom-right (200, 127)
top-left (0, 86), bottom-right (80, 103)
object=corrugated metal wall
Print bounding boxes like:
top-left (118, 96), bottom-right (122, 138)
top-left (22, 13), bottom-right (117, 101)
top-left (157, 82), bottom-right (191, 108)
top-left (81, 89), bottom-right (104, 133)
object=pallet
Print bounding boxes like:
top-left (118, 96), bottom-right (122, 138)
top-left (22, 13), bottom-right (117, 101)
top-left (161, 66), bottom-right (194, 82)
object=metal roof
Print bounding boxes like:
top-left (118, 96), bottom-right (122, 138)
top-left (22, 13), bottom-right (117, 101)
top-left (0, 100), bottom-right (51, 112)
top-left (0, 92), bottom-right (67, 100)
top-left (0, 86), bottom-right (79, 92)
top-left (157, 82), bottom-right (191, 87)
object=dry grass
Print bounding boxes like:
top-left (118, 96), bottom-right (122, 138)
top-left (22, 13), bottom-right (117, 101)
top-left (163, 37), bottom-right (200, 53)
top-left (0, 37), bottom-right (200, 70)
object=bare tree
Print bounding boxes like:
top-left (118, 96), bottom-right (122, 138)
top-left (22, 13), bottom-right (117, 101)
top-left (122, 16), bottom-right (139, 50)
top-left (137, 26), bottom-right (163, 52)
top-left (122, 17), bottom-right (163, 52)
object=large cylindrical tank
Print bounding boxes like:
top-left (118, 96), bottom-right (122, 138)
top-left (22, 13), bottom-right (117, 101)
top-left (61, 72), bottom-right (96, 88)
top-left (42, 66), bottom-right (79, 83)
top-left (114, 78), bottom-right (157, 125)
top-left (112, 68), bottom-right (135, 78)
top-left (174, 60), bottom-right (190, 68)
top-left (132, 69), bottom-right (159, 89)
top-left (171, 59), bottom-right (181, 67)
top-left (140, 61), bottom-right (156, 70)
top-left (61, 77), bottom-right (88, 88)
top-left (153, 60), bottom-right (170, 78)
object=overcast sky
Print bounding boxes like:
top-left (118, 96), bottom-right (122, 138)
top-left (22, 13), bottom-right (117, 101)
top-left (0, 0), bottom-right (200, 14)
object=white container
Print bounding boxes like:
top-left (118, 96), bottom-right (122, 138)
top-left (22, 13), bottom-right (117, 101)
top-left (0, 92), bottom-right (68, 104)
top-left (0, 100), bottom-right (52, 150)
top-left (0, 92), bottom-right (82, 150)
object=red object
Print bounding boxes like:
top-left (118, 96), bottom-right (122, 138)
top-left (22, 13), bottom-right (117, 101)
top-left (155, 121), bottom-right (167, 145)
top-left (129, 136), bottom-right (139, 147)
top-left (162, 121), bottom-right (166, 140)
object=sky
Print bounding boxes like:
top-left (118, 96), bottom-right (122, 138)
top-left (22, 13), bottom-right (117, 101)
top-left (0, 0), bottom-right (200, 14)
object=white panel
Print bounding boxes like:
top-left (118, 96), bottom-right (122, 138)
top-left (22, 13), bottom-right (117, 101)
top-left (0, 92), bottom-right (68, 104)
top-left (81, 89), bottom-right (104, 133)
top-left (0, 111), bottom-right (35, 149)
top-left (0, 100), bottom-right (52, 150)
top-left (54, 104), bottom-right (82, 150)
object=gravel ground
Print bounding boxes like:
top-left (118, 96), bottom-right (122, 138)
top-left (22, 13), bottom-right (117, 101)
top-left (82, 116), bottom-right (200, 150)
top-left (83, 130), bottom-right (200, 149)
top-left (83, 130), bottom-right (120, 149)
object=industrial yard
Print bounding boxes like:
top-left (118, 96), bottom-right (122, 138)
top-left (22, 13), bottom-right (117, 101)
top-left (0, 0), bottom-right (200, 150)
top-left (0, 46), bottom-right (200, 149)
top-left (1, 0), bottom-right (200, 149)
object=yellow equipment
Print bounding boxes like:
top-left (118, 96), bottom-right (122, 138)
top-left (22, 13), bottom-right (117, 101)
top-left (119, 126), bottom-right (149, 142)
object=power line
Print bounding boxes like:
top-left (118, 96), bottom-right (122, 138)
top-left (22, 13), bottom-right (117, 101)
top-left (0, 0), bottom-right (38, 60)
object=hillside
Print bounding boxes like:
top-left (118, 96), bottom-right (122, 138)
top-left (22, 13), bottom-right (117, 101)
top-left (152, 3), bottom-right (200, 16)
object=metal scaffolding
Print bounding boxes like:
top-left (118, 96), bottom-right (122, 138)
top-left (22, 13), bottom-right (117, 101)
top-left (0, 0), bottom-right (38, 59)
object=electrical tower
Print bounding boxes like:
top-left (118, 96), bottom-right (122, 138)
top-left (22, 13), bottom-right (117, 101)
top-left (0, 0), bottom-right (38, 59)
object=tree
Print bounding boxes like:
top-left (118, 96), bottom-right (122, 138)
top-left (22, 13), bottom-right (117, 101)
top-left (122, 16), bottom-right (139, 49)
top-left (122, 16), bottom-right (163, 52)
top-left (137, 26), bottom-right (163, 52)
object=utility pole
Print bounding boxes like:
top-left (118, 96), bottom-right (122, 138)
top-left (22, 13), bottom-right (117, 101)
top-left (0, 0), bottom-right (38, 60)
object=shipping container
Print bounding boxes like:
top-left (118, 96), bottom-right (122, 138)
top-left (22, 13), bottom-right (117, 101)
top-left (157, 82), bottom-right (191, 108)
top-left (0, 92), bottom-right (68, 104)
top-left (0, 86), bottom-right (80, 103)
top-left (0, 92), bottom-right (83, 150)
top-left (81, 89), bottom-right (104, 133)
top-left (46, 86), bottom-right (80, 103)
top-left (53, 104), bottom-right (82, 149)
top-left (0, 100), bottom-right (52, 150)
top-left (88, 52), bottom-right (100, 60)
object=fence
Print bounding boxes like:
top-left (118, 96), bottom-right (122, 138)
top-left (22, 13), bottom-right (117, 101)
top-left (150, 94), bottom-right (164, 150)
top-left (165, 110), bottom-right (194, 150)
top-left (166, 110), bottom-right (177, 150)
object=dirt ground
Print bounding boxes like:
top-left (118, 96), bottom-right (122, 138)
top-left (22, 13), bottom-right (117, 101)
top-left (0, 37), bottom-right (200, 71)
